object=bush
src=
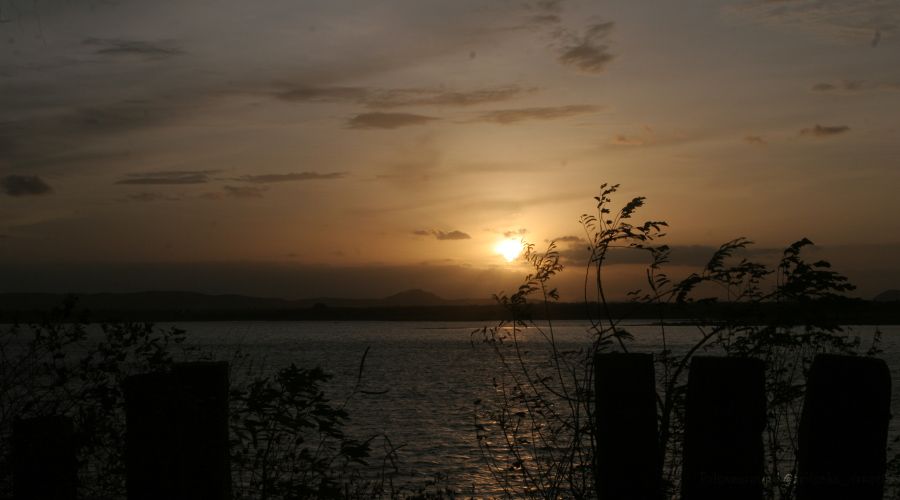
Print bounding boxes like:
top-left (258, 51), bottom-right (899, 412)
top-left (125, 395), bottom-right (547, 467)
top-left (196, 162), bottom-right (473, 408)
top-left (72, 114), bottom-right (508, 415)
top-left (0, 300), bottom-right (386, 499)
top-left (474, 183), bottom-right (880, 499)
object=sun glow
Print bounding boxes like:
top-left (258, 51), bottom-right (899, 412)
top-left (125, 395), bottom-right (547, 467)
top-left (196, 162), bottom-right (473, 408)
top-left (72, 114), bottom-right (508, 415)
top-left (495, 239), bottom-right (523, 263)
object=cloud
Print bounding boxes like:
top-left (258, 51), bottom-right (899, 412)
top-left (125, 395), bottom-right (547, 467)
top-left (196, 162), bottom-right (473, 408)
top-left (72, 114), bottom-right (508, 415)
top-left (557, 22), bottom-right (615, 73)
top-left (744, 135), bottom-right (767, 145)
top-left (553, 235), bottom-right (586, 243)
top-left (348, 112), bottom-right (439, 129)
top-left (811, 80), bottom-right (900, 94)
top-left (611, 134), bottom-right (644, 146)
top-left (369, 86), bottom-right (531, 108)
top-left (83, 37), bottom-right (185, 59)
top-left (0, 95), bottom-right (202, 172)
top-left (811, 80), bottom-right (867, 93)
top-left (525, 0), bottom-right (564, 26)
top-left (535, 0), bottom-right (564, 13)
top-left (123, 192), bottom-right (181, 202)
top-left (435, 230), bottom-right (471, 240)
top-left (553, 237), bottom-right (784, 268)
top-left (1, 174), bottom-right (53, 196)
top-left (530, 14), bottom-right (562, 25)
top-left (277, 85), bottom-right (530, 108)
top-left (116, 170), bottom-right (217, 185)
top-left (503, 228), bottom-right (528, 238)
top-left (236, 172), bottom-right (346, 183)
top-left (414, 229), bottom-right (472, 240)
top-left (800, 124), bottom-right (850, 137)
top-left (276, 86), bottom-right (369, 103)
top-left (728, 1), bottom-right (900, 44)
top-left (473, 104), bottom-right (600, 124)
top-left (65, 100), bottom-right (180, 133)
top-left (223, 185), bottom-right (266, 198)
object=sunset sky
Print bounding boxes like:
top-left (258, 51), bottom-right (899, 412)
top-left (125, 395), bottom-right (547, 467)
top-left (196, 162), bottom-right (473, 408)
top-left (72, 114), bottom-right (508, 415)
top-left (1, 0), bottom-right (899, 300)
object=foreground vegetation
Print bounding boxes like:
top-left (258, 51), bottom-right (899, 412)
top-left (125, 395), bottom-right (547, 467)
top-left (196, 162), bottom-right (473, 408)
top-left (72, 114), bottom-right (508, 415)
top-left (1, 185), bottom-right (898, 499)
top-left (474, 183), bottom-right (895, 499)
top-left (0, 302), bottom-right (451, 499)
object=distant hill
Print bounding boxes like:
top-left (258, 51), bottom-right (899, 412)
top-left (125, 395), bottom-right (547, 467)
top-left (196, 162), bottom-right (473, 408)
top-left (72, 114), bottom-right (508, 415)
top-left (874, 290), bottom-right (900, 302)
top-left (0, 289), bottom-right (491, 315)
top-left (2, 290), bottom-right (897, 324)
top-left (382, 289), bottom-right (448, 306)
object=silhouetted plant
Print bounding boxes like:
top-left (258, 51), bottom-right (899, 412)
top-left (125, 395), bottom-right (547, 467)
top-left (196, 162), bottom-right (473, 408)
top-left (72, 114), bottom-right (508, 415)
top-left (0, 301), bottom-right (415, 499)
top-left (229, 363), bottom-right (374, 499)
top-left (475, 183), bottom-right (878, 499)
top-left (0, 298), bottom-right (188, 498)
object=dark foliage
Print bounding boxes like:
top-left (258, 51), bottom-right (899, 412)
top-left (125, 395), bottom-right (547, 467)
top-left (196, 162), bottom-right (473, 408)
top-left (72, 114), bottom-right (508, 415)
top-left (475, 184), bottom-right (884, 499)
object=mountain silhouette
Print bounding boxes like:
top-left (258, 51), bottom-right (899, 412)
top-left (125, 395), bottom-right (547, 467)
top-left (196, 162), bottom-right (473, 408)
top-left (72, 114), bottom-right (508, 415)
top-left (873, 290), bottom-right (900, 302)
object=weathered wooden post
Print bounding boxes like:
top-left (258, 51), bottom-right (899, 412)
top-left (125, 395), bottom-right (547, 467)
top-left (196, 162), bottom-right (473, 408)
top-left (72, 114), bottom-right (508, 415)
top-left (124, 361), bottom-right (231, 500)
top-left (796, 354), bottom-right (891, 500)
top-left (173, 362), bottom-right (231, 500)
top-left (124, 371), bottom-right (178, 499)
top-left (12, 415), bottom-right (77, 500)
top-left (681, 356), bottom-right (766, 500)
top-left (594, 352), bottom-right (660, 500)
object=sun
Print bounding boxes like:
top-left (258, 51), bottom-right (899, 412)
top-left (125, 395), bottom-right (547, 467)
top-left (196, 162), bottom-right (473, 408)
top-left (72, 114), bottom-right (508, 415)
top-left (495, 239), bottom-right (523, 263)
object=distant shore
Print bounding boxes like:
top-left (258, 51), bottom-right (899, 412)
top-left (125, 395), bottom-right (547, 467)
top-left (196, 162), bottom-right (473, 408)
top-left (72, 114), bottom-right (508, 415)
top-left (1, 292), bottom-right (898, 324)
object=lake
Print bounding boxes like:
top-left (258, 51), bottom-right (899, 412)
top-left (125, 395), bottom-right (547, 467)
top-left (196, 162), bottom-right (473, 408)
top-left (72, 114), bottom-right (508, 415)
top-left (166, 320), bottom-right (900, 496)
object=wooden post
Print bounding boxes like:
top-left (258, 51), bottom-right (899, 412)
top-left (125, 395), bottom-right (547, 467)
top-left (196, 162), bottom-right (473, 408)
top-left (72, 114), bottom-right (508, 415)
top-left (681, 356), bottom-right (766, 500)
top-left (12, 415), bottom-right (77, 500)
top-left (796, 354), bottom-right (891, 500)
top-left (594, 352), bottom-right (660, 500)
top-left (124, 372), bottom-right (178, 500)
top-left (173, 362), bottom-right (231, 500)
top-left (124, 361), bottom-right (231, 500)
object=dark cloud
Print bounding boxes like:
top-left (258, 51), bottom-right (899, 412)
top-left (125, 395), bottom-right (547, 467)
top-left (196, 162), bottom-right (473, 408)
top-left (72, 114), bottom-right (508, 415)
top-left (65, 100), bottom-right (178, 132)
top-left (611, 134), bottom-right (644, 146)
top-left (0, 261), bottom-right (528, 300)
top-left (553, 235), bottom-right (586, 243)
top-left (236, 172), bottom-right (346, 183)
top-left (557, 22), bottom-right (615, 73)
top-left (277, 85), bottom-right (530, 108)
top-left (1, 174), bottom-right (52, 196)
top-left (83, 37), bottom-right (185, 59)
top-left (123, 192), bottom-right (181, 202)
top-left (277, 86), bottom-right (368, 103)
top-left (810, 80), bottom-right (866, 93)
top-left (116, 170), bottom-right (217, 185)
top-left (223, 185), bottom-right (266, 198)
top-left (473, 104), bottom-right (600, 124)
top-left (372, 86), bottom-right (530, 108)
top-left (744, 135), bottom-right (767, 145)
top-left (347, 112), bottom-right (439, 129)
top-left (414, 229), bottom-right (471, 240)
top-left (535, 0), bottom-right (564, 13)
top-left (530, 14), bottom-right (561, 25)
top-left (199, 192), bottom-right (224, 201)
top-left (800, 124), bottom-right (850, 137)
top-left (811, 80), bottom-right (900, 94)
top-left (503, 228), bottom-right (528, 238)
top-left (729, 1), bottom-right (900, 45)
top-left (434, 230), bottom-right (471, 240)
top-left (553, 238), bottom-right (783, 268)
top-left (0, 96), bottom-right (198, 172)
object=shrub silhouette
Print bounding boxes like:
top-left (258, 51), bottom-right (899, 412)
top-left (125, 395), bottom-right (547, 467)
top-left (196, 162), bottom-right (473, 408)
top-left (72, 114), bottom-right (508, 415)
top-left (474, 183), bottom-right (882, 499)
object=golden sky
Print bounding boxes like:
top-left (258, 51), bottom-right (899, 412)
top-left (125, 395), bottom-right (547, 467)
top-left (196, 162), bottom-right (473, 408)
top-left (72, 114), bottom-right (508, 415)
top-left (1, 0), bottom-right (899, 299)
